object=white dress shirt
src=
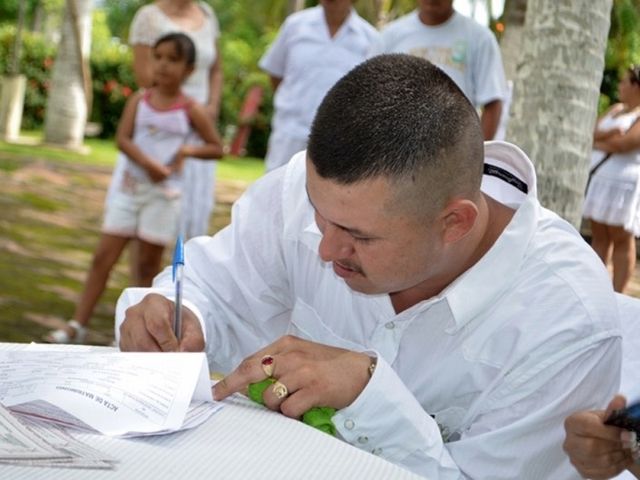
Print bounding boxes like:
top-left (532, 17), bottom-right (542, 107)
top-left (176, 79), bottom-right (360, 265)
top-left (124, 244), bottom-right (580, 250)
top-left (258, 6), bottom-right (379, 171)
top-left (117, 142), bottom-right (621, 479)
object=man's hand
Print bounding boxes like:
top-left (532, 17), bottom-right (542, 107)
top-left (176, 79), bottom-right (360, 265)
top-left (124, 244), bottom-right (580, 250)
top-left (563, 395), bottom-right (636, 479)
top-left (214, 335), bottom-right (372, 418)
top-left (119, 293), bottom-right (205, 353)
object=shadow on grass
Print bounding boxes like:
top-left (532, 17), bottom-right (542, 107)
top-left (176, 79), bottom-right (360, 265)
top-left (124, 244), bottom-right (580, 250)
top-left (0, 154), bottom-right (126, 344)
top-left (0, 150), bottom-right (244, 345)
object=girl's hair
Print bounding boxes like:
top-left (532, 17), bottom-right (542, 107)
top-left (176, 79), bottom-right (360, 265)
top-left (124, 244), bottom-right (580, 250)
top-left (153, 32), bottom-right (196, 67)
top-left (628, 65), bottom-right (640, 85)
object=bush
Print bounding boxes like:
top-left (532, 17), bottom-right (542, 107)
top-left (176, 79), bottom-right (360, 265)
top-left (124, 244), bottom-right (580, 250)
top-left (0, 26), bottom-right (55, 129)
top-left (90, 39), bottom-right (135, 138)
top-left (0, 24), bottom-right (135, 137)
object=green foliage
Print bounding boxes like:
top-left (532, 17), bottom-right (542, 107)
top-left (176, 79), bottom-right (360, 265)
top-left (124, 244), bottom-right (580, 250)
top-left (90, 45), bottom-right (136, 139)
top-left (103, 0), bottom-right (147, 42)
top-left (0, 26), bottom-right (55, 129)
top-left (0, 0), bottom-right (64, 29)
top-left (90, 9), bottom-right (137, 138)
top-left (601, 0), bottom-right (640, 109)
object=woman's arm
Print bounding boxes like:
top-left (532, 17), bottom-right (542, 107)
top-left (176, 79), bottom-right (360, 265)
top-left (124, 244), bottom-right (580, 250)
top-left (596, 117), bottom-right (640, 153)
top-left (132, 44), bottom-right (154, 89)
top-left (205, 40), bottom-right (223, 120)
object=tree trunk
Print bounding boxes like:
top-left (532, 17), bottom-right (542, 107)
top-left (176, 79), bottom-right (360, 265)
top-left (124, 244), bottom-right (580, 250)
top-left (43, 0), bottom-right (93, 149)
top-left (500, 0), bottom-right (528, 82)
top-left (287, 0), bottom-right (305, 14)
top-left (506, 0), bottom-right (612, 228)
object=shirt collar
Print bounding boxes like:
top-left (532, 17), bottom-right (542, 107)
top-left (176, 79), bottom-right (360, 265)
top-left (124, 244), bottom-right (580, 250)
top-left (310, 5), bottom-right (359, 34)
top-left (444, 141), bottom-right (539, 332)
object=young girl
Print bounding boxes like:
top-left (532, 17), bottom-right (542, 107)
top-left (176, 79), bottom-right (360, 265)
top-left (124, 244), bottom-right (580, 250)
top-left (45, 32), bottom-right (223, 343)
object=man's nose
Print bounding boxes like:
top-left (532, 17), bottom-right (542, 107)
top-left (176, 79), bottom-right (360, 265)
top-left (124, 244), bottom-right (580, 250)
top-left (318, 224), bottom-right (354, 262)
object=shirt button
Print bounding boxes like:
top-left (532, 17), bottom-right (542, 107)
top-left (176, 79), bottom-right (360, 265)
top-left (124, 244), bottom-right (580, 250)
top-left (357, 436), bottom-right (369, 444)
top-left (385, 321), bottom-right (395, 330)
top-left (344, 419), bottom-right (355, 430)
top-left (372, 447), bottom-right (383, 455)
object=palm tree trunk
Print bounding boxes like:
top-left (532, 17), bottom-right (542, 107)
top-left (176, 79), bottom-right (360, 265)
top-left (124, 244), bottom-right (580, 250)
top-left (500, 0), bottom-right (528, 82)
top-left (506, 0), bottom-right (612, 227)
top-left (43, 0), bottom-right (93, 148)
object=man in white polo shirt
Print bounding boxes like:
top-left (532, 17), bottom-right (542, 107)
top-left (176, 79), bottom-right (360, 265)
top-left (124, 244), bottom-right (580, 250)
top-left (259, 0), bottom-right (379, 171)
top-left (116, 55), bottom-right (620, 478)
top-left (372, 0), bottom-right (506, 140)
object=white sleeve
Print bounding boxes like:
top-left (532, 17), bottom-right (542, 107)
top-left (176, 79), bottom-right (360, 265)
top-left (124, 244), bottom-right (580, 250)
top-left (470, 30), bottom-right (507, 106)
top-left (128, 6), bottom-right (157, 46)
top-left (335, 337), bottom-right (621, 479)
top-left (258, 18), bottom-right (292, 78)
top-left (115, 169), bottom-right (294, 372)
top-left (199, 2), bottom-right (220, 39)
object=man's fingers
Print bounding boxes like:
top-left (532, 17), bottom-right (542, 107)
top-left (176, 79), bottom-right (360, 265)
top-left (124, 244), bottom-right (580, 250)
top-left (145, 308), bottom-right (179, 352)
top-left (565, 411), bottom-right (624, 442)
top-left (177, 308), bottom-right (205, 352)
top-left (119, 324), bottom-right (161, 352)
top-left (605, 394), bottom-right (627, 421)
top-left (214, 355), bottom-right (270, 401)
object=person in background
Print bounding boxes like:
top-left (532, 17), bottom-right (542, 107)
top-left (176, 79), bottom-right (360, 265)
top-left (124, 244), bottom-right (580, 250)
top-left (45, 33), bottom-right (223, 344)
top-left (371, 0), bottom-right (506, 140)
top-left (583, 66), bottom-right (640, 294)
top-left (116, 55), bottom-right (619, 478)
top-left (259, 0), bottom-right (379, 172)
top-left (109, 0), bottom-right (223, 240)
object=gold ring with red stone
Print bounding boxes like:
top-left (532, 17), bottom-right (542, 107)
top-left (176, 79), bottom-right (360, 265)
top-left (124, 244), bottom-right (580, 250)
top-left (261, 355), bottom-right (274, 378)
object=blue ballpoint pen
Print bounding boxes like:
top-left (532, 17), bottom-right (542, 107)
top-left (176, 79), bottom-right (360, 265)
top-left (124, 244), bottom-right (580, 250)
top-left (172, 235), bottom-right (184, 341)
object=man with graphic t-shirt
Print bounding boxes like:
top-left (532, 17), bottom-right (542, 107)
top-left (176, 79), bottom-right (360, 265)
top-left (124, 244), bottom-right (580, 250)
top-left (371, 0), bottom-right (506, 140)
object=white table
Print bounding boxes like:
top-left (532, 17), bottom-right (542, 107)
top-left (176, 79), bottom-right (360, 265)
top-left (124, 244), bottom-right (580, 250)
top-left (0, 344), bottom-right (423, 479)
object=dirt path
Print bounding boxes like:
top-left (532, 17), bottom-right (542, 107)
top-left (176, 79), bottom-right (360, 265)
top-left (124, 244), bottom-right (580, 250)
top-left (0, 153), bottom-right (247, 345)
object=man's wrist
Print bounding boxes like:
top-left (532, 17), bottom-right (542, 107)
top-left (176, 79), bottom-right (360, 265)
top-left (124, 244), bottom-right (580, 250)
top-left (368, 356), bottom-right (377, 377)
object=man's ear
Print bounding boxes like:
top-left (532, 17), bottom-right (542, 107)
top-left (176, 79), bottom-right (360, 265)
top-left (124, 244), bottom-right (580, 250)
top-left (439, 199), bottom-right (478, 245)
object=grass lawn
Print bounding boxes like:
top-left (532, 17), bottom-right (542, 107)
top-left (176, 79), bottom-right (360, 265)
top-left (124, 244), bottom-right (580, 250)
top-left (0, 131), bottom-right (263, 345)
top-left (2, 130), bottom-right (266, 182)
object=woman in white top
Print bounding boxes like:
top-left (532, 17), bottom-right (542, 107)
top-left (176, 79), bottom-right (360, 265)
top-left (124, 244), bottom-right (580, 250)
top-left (109, 0), bottom-right (222, 239)
top-left (583, 66), bottom-right (640, 293)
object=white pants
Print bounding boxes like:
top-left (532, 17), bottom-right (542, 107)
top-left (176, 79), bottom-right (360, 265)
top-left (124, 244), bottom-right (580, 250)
top-left (264, 130), bottom-right (308, 172)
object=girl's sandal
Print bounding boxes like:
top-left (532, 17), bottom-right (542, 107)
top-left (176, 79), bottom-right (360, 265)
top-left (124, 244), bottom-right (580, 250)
top-left (43, 320), bottom-right (87, 344)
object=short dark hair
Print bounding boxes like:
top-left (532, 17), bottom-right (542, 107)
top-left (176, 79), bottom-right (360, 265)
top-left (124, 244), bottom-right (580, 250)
top-left (307, 54), bottom-right (484, 214)
top-left (154, 32), bottom-right (196, 67)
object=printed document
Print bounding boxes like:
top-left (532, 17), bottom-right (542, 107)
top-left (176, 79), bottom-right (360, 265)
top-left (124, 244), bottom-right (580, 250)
top-left (0, 350), bottom-right (220, 437)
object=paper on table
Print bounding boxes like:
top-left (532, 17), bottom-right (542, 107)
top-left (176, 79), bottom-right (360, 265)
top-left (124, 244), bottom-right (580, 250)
top-left (0, 403), bottom-right (64, 460)
top-left (5, 415), bottom-right (117, 469)
top-left (0, 350), bottom-right (214, 437)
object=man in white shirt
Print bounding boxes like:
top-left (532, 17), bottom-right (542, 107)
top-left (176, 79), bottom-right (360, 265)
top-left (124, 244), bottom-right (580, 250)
top-left (259, 0), bottom-right (379, 171)
top-left (117, 55), bottom-right (620, 478)
top-left (371, 0), bottom-right (506, 140)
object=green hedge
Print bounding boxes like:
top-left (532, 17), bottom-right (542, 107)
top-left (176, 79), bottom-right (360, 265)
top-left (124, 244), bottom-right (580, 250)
top-left (0, 26), bottom-right (55, 129)
top-left (90, 39), bottom-right (136, 138)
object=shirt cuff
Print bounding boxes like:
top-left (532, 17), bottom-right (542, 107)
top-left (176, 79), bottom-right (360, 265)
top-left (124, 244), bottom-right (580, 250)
top-left (332, 353), bottom-right (444, 464)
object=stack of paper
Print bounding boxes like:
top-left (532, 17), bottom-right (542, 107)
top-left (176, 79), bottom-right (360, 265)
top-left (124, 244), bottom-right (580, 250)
top-left (0, 404), bottom-right (116, 469)
top-left (0, 348), bottom-right (222, 437)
